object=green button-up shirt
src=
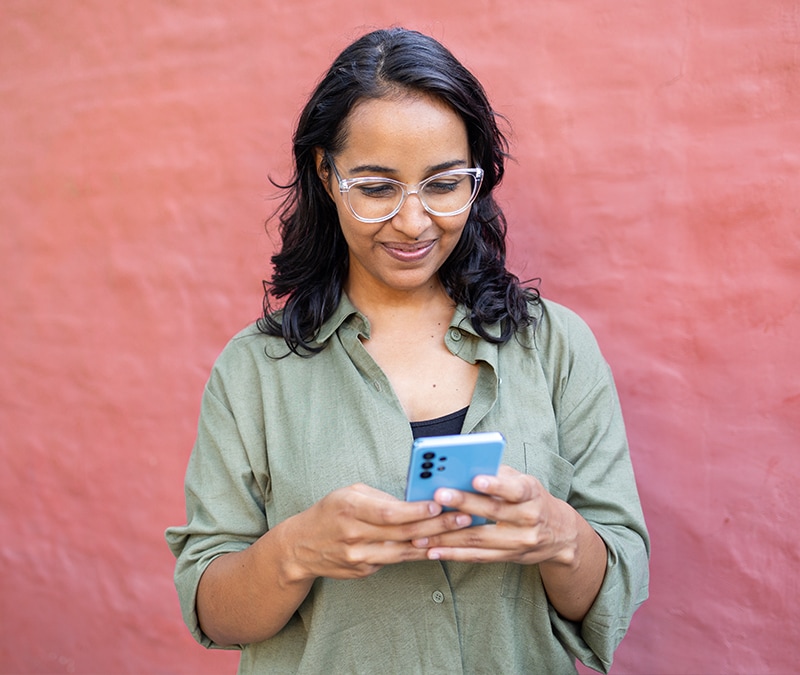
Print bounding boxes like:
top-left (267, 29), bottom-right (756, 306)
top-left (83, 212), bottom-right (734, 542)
top-left (166, 296), bottom-right (649, 674)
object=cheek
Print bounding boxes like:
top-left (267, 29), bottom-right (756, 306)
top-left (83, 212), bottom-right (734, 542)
top-left (437, 218), bottom-right (471, 264)
top-left (331, 201), bottom-right (358, 244)
top-left (337, 215), bottom-right (378, 253)
top-left (441, 215), bottom-right (470, 246)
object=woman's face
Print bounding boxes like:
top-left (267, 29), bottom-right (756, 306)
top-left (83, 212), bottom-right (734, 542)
top-left (320, 93), bottom-right (472, 301)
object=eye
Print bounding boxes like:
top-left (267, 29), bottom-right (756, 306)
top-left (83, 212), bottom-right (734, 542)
top-left (424, 179), bottom-right (462, 194)
top-left (355, 181), bottom-right (400, 199)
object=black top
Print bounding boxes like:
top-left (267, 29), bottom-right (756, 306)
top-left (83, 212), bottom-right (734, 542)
top-left (410, 406), bottom-right (469, 440)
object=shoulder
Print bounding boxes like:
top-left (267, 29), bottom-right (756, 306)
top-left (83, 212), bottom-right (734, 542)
top-left (216, 317), bottom-right (307, 363)
top-left (517, 298), bottom-right (613, 398)
top-left (203, 322), bottom-right (291, 398)
top-left (523, 297), bottom-right (603, 355)
top-left (215, 321), bottom-right (274, 365)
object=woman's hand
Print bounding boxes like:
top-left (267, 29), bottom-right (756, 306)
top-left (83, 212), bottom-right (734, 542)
top-left (410, 465), bottom-right (609, 621)
top-left (409, 465), bottom-right (578, 564)
top-left (198, 482), bottom-right (472, 646)
top-left (280, 482), bottom-right (474, 583)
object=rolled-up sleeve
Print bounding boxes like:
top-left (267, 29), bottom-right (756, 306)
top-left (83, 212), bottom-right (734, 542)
top-left (541, 306), bottom-right (650, 672)
top-left (165, 357), bottom-right (269, 650)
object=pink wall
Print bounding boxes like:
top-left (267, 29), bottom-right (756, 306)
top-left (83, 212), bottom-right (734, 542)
top-left (1, 2), bottom-right (797, 673)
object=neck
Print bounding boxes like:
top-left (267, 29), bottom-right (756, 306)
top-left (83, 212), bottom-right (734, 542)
top-left (345, 274), bottom-right (449, 309)
top-left (344, 279), bottom-right (455, 329)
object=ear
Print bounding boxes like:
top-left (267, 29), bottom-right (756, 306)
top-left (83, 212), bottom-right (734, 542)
top-left (314, 148), bottom-right (334, 198)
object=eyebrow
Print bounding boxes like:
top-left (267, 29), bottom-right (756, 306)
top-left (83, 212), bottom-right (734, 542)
top-left (348, 159), bottom-right (469, 175)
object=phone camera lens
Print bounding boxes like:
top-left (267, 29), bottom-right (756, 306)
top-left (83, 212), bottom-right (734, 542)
top-left (423, 452), bottom-right (435, 460)
top-left (421, 461), bottom-right (434, 469)
top-left (420, 471), bottom-right (432, 479)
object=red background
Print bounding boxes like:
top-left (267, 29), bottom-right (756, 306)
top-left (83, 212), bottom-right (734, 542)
top-left (1, 2), bottom-right (798, 674)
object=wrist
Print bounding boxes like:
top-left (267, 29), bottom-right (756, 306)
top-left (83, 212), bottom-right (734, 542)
top-left (269, 516), bottom-right (317, 588)
top-left (548, 499), bottom-right (582, 568)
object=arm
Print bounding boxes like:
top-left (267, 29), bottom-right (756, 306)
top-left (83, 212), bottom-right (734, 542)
top-left (196, 483), bottom-right (472, 646)
top-left (196, 517), bottom-right (314, 646)
top-left (537, 501), bottom-right (608, 622)
top-left (167, 359), bottom-right (474, 648)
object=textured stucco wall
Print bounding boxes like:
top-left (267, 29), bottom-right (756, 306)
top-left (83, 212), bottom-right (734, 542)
top-left (1, 2), bottom-right (798, 674)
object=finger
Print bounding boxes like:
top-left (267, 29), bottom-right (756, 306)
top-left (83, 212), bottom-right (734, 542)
top-left (470, 466), bottom-right (544, 504)
top-left (349, 483), bottom-right (400, 500)
top-left (423, 518), bottom-right (560, 564)
top-left (375, 509), bottom-right (474, 547)
top-left (323, 541), bottom-right (433, 579)
top-left (414, 521), bottom-right (520, 551)
top-left (357, 539), bottom-right (444, 568)
top-left (431, 485), bottom-right (545, 533)
top-left (428, 488), bottom-right (497, 526)
top-left (432, 487), bottom-right (501, 516)
top-left (425, 545), bottom-right (511, 563)
top-left (341, 484), bottom-right (443, 525)
top-left (407, 511), bottom-right (474, 547)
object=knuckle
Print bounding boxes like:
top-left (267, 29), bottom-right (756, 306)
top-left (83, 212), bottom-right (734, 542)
top-left (339, 522), bottom-right (364, 546)
top-left (376, 503), bottom-right (400, 523)
top-left (341, 546), bottom-right (367, 566)
top-left (482, 498), bottom-right (505, 520)
top-left (398, 546), bottom-right (426, 562)
top-left (513, 476), bottom-right (537, 502)
top-left (445, 513), bottom-right (467, 529)
top-left (395, 522), bottom-right (420, 541)
top-left (461, 530), bottom-right (484, 548)
top-left (517, 529), bottom-right (542, 550)
top-left (327, 492), bottom-right (355, 516)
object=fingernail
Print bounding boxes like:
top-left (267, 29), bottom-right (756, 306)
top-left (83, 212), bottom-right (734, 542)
top-left (428, 550), bottom-right (441, 560)
top-left (439, 489), bottom-right (453, 504)
top-left (414, 538), bottom-right (429, 547)
top-left (456, 514), bottom-right (472, 527)
top-left (474, 477), bottom-right (489, 490)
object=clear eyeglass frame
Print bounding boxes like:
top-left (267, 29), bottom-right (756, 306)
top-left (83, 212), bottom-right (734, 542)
top-left (326, 154), bottom-right (484, 224)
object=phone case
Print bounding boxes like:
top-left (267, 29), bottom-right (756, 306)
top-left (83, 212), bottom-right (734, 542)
top-left (404, 431), bottom-right (505, 526)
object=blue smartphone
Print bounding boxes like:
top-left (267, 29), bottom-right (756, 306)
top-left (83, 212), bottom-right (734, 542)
top-left (405, 431), bottom-right (506, 526)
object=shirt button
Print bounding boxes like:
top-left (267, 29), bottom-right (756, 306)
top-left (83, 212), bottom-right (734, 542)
top-left (448, 328), bottom-right (462, 342)
top-left (432, 590), bottom-right (445, 604)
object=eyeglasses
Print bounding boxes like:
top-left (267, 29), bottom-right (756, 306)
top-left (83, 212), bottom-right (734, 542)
top-left (327, 154), bottom-right (483, 224)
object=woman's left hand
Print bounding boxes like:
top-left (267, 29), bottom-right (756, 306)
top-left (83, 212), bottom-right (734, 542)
top-left (411, 465), bottom-right (579, 565)
top-left (411, 464), bottom-right (608, 621)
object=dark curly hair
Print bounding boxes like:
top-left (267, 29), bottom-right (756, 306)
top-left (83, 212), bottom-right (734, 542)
top-left (258, 27), bottom-right (538, 354)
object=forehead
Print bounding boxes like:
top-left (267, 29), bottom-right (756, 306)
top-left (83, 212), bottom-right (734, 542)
top-left (338, 93), bottom-right (469, 166)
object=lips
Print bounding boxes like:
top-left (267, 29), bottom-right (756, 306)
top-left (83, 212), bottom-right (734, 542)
top-left (381, 239), bottom-right (436, 262)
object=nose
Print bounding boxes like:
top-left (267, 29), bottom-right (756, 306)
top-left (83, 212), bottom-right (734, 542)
top-left (390, 192), bottom-right (431, 239)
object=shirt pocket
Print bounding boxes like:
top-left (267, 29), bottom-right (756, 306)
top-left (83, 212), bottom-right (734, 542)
top-left (522, 441), bottom-right (575, 502)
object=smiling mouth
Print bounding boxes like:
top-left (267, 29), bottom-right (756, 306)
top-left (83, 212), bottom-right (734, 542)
top-left (381, 240), bottom-right (436, 262)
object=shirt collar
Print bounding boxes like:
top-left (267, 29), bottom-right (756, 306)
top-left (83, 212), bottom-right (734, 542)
top-left (448, 304), bottom-right (503, 340)
top-left (313, 294), bottom-right (503, 346)
top-left (314, 293), bottom-right (368, 345)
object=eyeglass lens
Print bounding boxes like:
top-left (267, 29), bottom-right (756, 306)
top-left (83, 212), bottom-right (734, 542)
top-left (346, 173), bottom-right (478, 221)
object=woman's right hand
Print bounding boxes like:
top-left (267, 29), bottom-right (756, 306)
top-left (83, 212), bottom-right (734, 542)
top-left (197, 482), bottom-right (472, 646)
top-left (279, 482), bottom-right (474, 582)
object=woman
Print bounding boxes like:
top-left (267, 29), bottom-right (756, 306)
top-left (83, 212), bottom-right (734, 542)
top-left (167, 27), bottom-right (649, 674)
